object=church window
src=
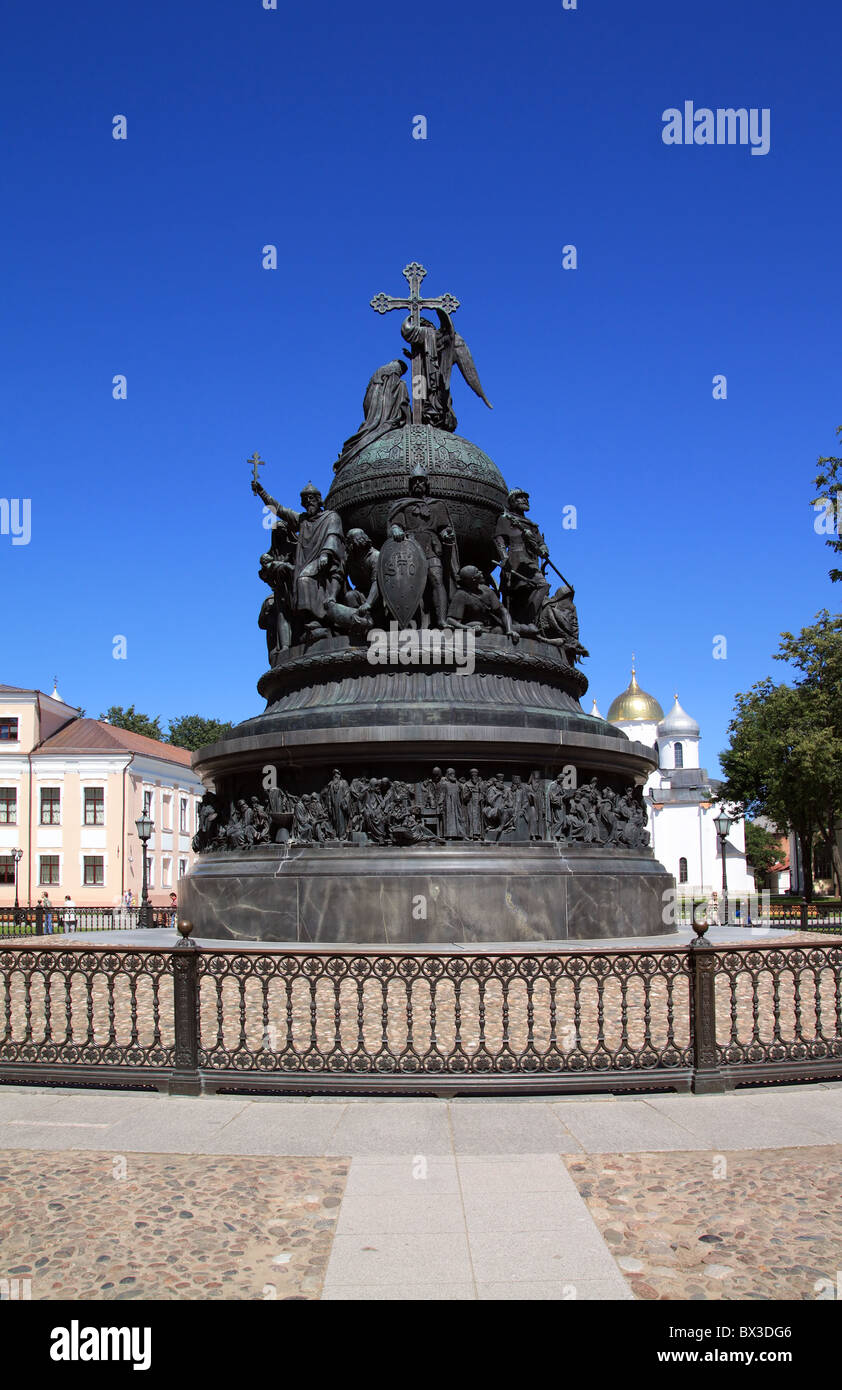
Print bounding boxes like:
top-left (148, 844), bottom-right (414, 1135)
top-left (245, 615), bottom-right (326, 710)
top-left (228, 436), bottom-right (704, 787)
top-left (674, 742), bottom-right (684, 768)
top-left (679, 856), bottom-right (688, 883)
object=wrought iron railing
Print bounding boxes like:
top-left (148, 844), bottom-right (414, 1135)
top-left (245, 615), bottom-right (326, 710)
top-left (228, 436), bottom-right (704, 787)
top-left (1, 924), bottom-right (841, 1095)
top-left (0, 905), bottom-right (173, 938)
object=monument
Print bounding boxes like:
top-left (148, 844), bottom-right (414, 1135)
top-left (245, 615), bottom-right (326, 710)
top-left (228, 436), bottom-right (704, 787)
top-left (181, 263), bottom-right (674, 942)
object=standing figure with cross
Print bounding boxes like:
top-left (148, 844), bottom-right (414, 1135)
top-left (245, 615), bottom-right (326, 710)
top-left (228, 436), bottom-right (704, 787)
top-left (370, 263), bottom-right (492, 432)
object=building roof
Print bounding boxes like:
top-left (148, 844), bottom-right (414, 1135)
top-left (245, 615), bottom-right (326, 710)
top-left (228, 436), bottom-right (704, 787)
top-left (658, 694), bottom-right (700, 738)
top-left (606, 666), bottom-right (664, 724)
top-left (36, 718), bottom-right (193, 766)
top-left (0, 682), bottom-right (78, 708)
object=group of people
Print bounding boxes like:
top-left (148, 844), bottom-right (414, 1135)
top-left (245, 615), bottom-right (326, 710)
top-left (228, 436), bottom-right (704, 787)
top-left (34, 894), bottom-right (75, 934)
top-left (252, 465), bottom-right (587, 671)
top-left (196, 768), bottom-right (650, 852)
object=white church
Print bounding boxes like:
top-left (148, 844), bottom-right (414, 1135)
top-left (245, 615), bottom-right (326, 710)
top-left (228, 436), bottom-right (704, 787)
top-left (595, 665), bottom-right (756, 901)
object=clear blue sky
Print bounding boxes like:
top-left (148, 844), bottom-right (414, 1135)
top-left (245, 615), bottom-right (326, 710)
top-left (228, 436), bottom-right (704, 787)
top-left (3, 0), bottom-right (840, 770)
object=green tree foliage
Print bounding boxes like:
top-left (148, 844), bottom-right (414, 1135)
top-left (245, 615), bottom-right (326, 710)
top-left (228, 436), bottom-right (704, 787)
top-left (743, 822), bottom-right (784, 891)
top-left (166, 715), bottom-right (234, 752)
top-left (775, 611), bottom-right (842, 895)
top-left (813, 425), bottom-right (842, 583)
top-left (99, 704), bottom-right (163, 740)
top-left (719, 612), bottom-right (842, 901)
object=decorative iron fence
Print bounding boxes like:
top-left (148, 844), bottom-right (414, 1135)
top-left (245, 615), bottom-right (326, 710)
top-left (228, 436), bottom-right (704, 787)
top-left (1, 924), bottom-right (841, 1096)
top-left (0, 905), bottom-right (173, 938)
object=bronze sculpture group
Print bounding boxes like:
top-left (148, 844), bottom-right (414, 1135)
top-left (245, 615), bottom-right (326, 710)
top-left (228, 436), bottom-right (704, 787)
top-left (253, 467), bottom-right (587, 666)
top-left (194, 771), bottom-right (650, 854)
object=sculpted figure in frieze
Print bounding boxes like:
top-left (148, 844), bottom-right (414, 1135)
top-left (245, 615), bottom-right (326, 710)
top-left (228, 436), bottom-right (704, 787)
top-left (322, 768), bottom-right (351, 841)
top-left (460, 768), bottom-right (485, 841)
top-left (548, 774), bottom-right (571, 842)
top-left (528, 771), bottom-right (547, 840)
top-left (249, 796), bottom-right (271, 845)
top-left (482, 773), bottom-right (512, 841)
top-left (362, 778), bottom-right (390, 845)
top-left (438, 767), bottom-right (466, 840)
top-left (193, 792), bottom-right (223, 852)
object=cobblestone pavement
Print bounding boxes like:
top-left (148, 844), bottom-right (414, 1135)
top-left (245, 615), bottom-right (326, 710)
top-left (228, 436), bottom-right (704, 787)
top-left (0, 1149), bottom-right (349, 1300)
top-left (566, 1146), bottom-right (842, 1301)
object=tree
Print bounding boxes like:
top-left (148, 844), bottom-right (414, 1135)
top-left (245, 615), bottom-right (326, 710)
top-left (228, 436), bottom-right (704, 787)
top-left (743, 822), bottom-right (783, 891)
top-left (99, 704), bottom-right (163, 740)
top-left (813, 425), bottom-right (842, 583)
top-left (167, 714), bottom-right (234, 752)
top-left (718, 613), bottom-right (842, 901)
top-left (775, 611), bottom-right (842, 895)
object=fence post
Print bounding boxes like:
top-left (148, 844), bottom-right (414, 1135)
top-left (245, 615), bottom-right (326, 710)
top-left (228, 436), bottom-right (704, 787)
top-left (688, 903), bottom-right (728, 1095)
top-left (170, 919), bottom-right (201, 1096)
top-left (800, 902), bottom-right (809, 932)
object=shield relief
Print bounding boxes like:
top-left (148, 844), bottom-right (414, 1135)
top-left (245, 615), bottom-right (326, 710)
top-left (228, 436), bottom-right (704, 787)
top-left (377, 535), bottom-right (428, 626)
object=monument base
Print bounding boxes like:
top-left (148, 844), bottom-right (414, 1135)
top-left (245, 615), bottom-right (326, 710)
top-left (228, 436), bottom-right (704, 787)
top-left (180, 844), bottom-right (675, 944)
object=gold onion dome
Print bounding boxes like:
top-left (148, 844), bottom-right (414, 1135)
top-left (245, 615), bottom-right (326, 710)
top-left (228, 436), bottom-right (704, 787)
top-left (606, 666), bottom-right (664, 724)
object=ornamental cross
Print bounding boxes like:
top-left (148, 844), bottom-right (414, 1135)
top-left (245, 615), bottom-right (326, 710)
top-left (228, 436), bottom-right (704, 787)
top-left (370, 262), bottom-right (460, 424)
top-left (247, 451), bottom-right (265, 485)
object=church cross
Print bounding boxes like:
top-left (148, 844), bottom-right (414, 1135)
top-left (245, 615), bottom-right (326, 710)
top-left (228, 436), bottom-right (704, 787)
top-left (370, 263), bottom-right (460, 424)
top-left (247, 452), bottom-right (265, 485)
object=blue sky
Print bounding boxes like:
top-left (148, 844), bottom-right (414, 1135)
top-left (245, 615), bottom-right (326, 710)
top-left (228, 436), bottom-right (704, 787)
top-left (2, 0), bottom-right (840, 769)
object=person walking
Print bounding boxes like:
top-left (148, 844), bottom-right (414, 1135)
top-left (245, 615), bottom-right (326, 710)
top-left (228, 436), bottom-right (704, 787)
top-left (63, 894), bottom-right (77, 933)
top-left (168, 891), bottom-right (178, 928)
top-left (42, 892), bottom-right (53, 935)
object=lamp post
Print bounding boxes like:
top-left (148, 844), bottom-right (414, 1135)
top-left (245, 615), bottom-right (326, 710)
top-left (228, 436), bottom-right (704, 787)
top-left (714, 811), bottom-right (733, 925)
top-left (135, 812), bottom-right (153, 929)
top-left (12, 848), bottom-right (23, 925)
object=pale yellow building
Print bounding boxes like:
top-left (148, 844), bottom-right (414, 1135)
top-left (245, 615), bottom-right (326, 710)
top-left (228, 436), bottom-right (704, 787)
top-left (0, 683), bottom-right (205, 909)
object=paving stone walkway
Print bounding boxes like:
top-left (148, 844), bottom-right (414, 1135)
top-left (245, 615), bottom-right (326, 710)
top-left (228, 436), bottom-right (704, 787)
top-left (1, 1082), bottom-right (841, 1301)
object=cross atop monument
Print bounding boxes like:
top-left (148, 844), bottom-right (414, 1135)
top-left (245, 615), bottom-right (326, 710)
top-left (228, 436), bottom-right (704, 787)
top-left (370, 263), bottom-right (460, 424)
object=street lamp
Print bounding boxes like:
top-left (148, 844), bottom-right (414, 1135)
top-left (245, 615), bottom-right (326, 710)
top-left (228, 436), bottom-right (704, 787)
top-left (135, 812), bottom-right (153, 929)
top-left (713, 811), bottom-right (733, 924)
top-left (11, 848), bottom-right (23, 924)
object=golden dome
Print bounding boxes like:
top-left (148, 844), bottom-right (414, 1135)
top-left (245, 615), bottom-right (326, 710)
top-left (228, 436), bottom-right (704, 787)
top-left (606, 666), bottom-right (664, 724)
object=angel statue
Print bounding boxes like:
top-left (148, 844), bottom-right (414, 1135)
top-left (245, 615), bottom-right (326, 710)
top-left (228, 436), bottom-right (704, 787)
top-left (401, 310), bottom-right (492, 433)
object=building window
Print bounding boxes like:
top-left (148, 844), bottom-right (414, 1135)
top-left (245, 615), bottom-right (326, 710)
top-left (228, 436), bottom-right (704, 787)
top-left (39, 855), bottom-right (60, 885)
top-left (679, 856), bottom-right (688, 884)
top-left (83, 855), bottom-right (104, 886)
top-left (162, 793), bottom-right (172, 830)
top-left (674, 742), bottom-right (684, 769)
top-left (147, 859), bottom-right (155, 889)
top-left (84, 787), bottom-right (105, 825)
top-left (0, 717), bottom-right (19, 741)
top-left (0, 787), bottom-right (17, 825)
top-left (178, 858), bottom-right (188, 880)
top-left (40, 787), bottom-right (61, 825)
top-left (0, 856), bottom-right (15, 885)
top-left (179, 798), bottom-right (188, 833)
top-left (143, 790), bottom-right (153, 816)
top-left (161, 858), bottom-right (171, 888)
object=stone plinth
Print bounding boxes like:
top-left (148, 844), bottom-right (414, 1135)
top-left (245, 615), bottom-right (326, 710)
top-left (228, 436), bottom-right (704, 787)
top-left (179, 844), bottom-right (674, 944)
